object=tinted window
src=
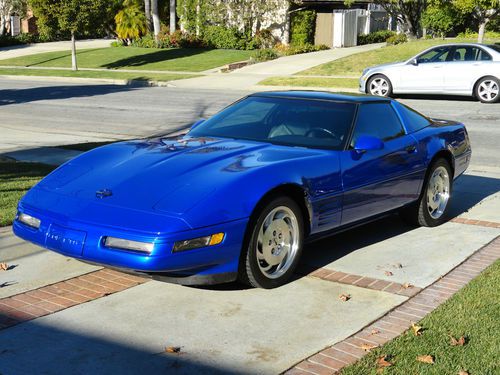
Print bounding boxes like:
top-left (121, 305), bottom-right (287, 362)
top-left (392, 101), bottom-right (431, 133)
top-left (486, 44), bottom-right (500, 53)
top-left (451, 46), bottom-right (491, 61)
top-left (189, 96), bottom-right (356, 150)
top-left (417, 46), bottom-right (452, 63)
top-left (351, 103), bottom-right (405, 146)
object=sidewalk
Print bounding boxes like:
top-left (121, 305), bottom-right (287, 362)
top-left (0, 39), bottom-right (113, 60)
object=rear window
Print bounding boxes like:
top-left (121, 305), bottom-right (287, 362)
top-left (392, 101), bottom-right (431, 133)
top-left (486, 44), bottom-right (500, 53)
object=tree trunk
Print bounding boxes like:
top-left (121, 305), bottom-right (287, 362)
top-left (71, 31), bottom-right (78, 71)
top-left (478, 20), bottom-right (487, 43)
top-left (170, 0), bottom-right (176, 32)
top-left (0, 15), bottom-right (5, 36)
top-left (195, 0), bottom-right (200, 36)
top-left (151, 0), bottom-right (160, 39)
top-left (144, 0), bottom-right (152, 32)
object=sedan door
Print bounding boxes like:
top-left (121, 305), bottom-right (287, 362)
top-left (340, 102), bottom-right (424, 226)
top-left (396, 46), bottom-right (453, 93)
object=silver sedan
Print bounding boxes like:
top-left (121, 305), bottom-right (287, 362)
top-left (359, 43), bottom-right (500, 103)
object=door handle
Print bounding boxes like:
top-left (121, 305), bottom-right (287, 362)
top-left (405, 145), bottom-right (417, 153)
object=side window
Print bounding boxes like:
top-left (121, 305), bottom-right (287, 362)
top-left (351, 103), bottom-right (405, 146)
top-left (478, 48), bottom-right (492, 61)
top-left (392, 101), bottom-right (431, 133)
top-left (417, 47), bottom-right (451, 64)
top-left (451, 46), bottom-right (490, 61)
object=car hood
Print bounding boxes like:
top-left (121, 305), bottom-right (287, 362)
top-left (365, 61), bottom-right (406, 72)
top-left (25, 136), bottom-right (323, 231)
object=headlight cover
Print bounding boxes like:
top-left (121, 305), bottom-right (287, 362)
top-left (104, 237), bottom-right (154, 254)
top-left (17, 213), bottom-right (41, 229)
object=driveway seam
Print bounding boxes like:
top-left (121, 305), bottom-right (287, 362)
top-left (285, 235), bottom-right (500, 375)
top-left (0, 269), bottom-right (148, 329)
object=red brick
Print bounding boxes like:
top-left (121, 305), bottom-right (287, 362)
top-left (285, 368), bottom-right (314, 375)
top-left (382, 283), bottom-right (404, 294)
top-left (20, 305), bottom-right (50, 317)
top-left (39, 284), bottom-right (71, 297)
top-left (308, 353), bottom-right (344, 371)
top-left (331, 342), bottom-right (365, 359)
top-left (353, 277), bottom-right (378, 288)
top-left (11, 294), bottom-right (42, 304)
top-left (324, 346), bottom-right (362, 362)
top-left (324, 271), bottom-right (349, 282)
top-left (26, 289), bottom-right (59, 300)
top-left (5, 309), bottom-right (37, 321)
top-left (74, 288), bottom-right (105, 299)
top-left (374, 321), bottom-right (407, 335)
top-left (34, 301), bottom-right (64, 313)
top-left (338, 274), bottom-right (363, 285)
top-left (406, 302), bottom-right (435, 313)
top-left (309, 268), bottom-right (334, 279)
top-left (396, 286), bottom-right (421, 297)
top-left (368, 280), bottom-right (392, 291)
top-left (362, 325), bottom-right (399, 340)
top-left (0, 302), bottom-right (14, 313)
top-left (112, 277), bottom-right (142, 287)
top-left (48, 295), bottom-right (82, 307)
top-left (0, 298), bottom-right (28, 309)
top-left (296, 360), bottom-right (335, 375)
top-left (354, 332), bottom-right (390, 345)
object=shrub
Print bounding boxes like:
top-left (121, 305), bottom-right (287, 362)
top-left (275, 42), bottom-right (328, 56)
top-left (111, 40), bottom-right (125, 47)
top-left (255, 29), bottom-right (277, 49)
top-left (0, 33), bottom-right (40, 48)
top-left (290, 10), bottom-right (316, 46)
top-left (357, 30), bottom-right (396, 45)
top-left (251, 48), bottom-right (278, 62)
top-left (457, 30), bottom-right (500, 39)
top-left (203, 25), bottom-right (243, 49)
top-left (386, 33), bottom-right (407, 45)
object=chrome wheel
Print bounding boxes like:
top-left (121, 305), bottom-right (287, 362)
top-left (477, 79), bottom-right (499, 102)
top-left (426, 166), bottom-right (450, 219)
top-left (256, 206), bottom-right (299, 279)
top-left (369, 77), bottom-right (390, 96)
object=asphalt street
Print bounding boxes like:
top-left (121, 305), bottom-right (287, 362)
top-left (0, 78), bottom-right (499, 170)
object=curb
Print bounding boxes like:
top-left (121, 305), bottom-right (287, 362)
top-left (286, 234), bottom-right (500, 375)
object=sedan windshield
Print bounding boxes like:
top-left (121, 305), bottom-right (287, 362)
top-left (188, 96), bottom-right (356, 150)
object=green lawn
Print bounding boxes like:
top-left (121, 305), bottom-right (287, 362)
top-left (300, 38), bottom-right (500, 77)
top-left (259, 76), bottom-right (358, 89)
top-left (341, 260), bottom-right (500, 375)
top-left (0, 67), bottom-right (197, 82)
top-left (0, 162), bottom-right (55, 227)
top-left (0, 47), bottom-right (253, 72)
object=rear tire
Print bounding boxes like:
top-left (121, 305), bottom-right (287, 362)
top-left (239, 196), bottom-right (304, 289)
top-left (367, 74), bottom-right (393, 97)
top-left (475, 76), bottom-right (500, 103)
top-left (400, 158), bottom-right (452, 227)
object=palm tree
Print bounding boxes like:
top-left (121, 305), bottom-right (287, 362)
top-left (144, 0), bottom-right (151, 32)
top-left (170, 0), bottom-right (176, 32)
top-left (115, 0), bottom-right (147, 43)
top-left (151, 0), bottom-right (160, 39)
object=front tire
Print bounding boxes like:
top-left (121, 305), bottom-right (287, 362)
top-left (401, 158), bottom-right (452, 227)
top-left (367, 74), bottom-right (393, 97)
top-left (475, 76), bottom-right (500, 103)
top-left (239, 196), bottom-right (304, 289)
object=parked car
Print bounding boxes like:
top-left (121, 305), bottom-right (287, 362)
top-left (360, 43), bottom-right (500, 103)
top-left (14, 92), bottom-right (471, 288)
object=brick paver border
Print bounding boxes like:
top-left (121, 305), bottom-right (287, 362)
top-left (0, 269), bottom-right (148, 330)
top-left (287, 235), bottom-right (500, 375)
top-left (451, 217), bottom-right (500, 228)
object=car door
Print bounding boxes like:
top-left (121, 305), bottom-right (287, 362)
top-left (397, 46), bottom-right (452, 93)
top-left (340, 102), bottom-right (424, 226)
top-left (443, 46), bottom-right (494, 93)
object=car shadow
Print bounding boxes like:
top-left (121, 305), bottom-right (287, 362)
top-left (395, 93), bottom-right (477, 102)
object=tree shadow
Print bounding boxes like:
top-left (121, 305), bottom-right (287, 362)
top-left (0, 314), bottom-right (238, 374)
top-left (102, 48), bottom-right (211, 69)
top-left (0, 84), bottom-right (139, 106)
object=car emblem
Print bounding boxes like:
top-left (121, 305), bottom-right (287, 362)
top-left (96, 189), bottom-right (113, 198)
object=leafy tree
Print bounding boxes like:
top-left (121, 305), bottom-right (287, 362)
top-left (375, 0), bottom-right (428, 38)
top-left (452, 0), bottom-right (499, 42)
top-left (115, 0), bottom-right (147, 43)
top-left (0, 0), bottom-right (27, 35)
top-left (422, 0), bottom-right (459, 37)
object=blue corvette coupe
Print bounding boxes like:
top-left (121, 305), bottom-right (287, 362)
top-left (14, 91), bottom-right (471, 288)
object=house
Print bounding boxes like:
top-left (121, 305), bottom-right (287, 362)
top-left (178, 0), bottom-right (391, 48)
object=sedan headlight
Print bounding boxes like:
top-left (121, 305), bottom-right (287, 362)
top-left (104, 237), bottom-right (154, 254)
top-left (173, 232), bottom-right (225, 252)
top-left (18, 213), bottom-right (41, 229)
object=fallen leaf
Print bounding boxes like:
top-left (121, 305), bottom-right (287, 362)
top-left (458, 370), bottom-right (469, 375)
top-left (339, 293), bottom-right (351, 302)
top-left (395, 263), bottom-right (403, 268)
top-left (360, 343), bottom-right (378, 351)
top-left (450, 335), bottom-right (466, 346)
top-left (402, 282), bottom-right (414, 289)
top-left (384, 271), bottom-right (393, 276)
top-left (165, 346), bottom-right (181, 354)
top-left (370, 329), bottom-right (381, 335)
top-left (416, 355), bottom-right (434, 364)
top-left (412, 323), bottom-right (423, 336)
top-left (376, 355), bottom-right (392, 368)
top-left (0, 263), bottom-right (8, 271)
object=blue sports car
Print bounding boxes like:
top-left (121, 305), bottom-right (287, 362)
top-left (14, 91), bottom-right (471, 288)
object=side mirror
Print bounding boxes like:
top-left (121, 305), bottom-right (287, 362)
top-left (410, 58), bottom-right (418, 66)
top-left (353, 135), bottom-right (384, 154)
top-left (190, 118), bottom-right (206, 130)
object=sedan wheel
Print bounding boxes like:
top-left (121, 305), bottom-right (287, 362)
top-left (367, 74), bottom-right (393, 97)
top-left (476, 77), bottom-right (500, 103)
top-left (240, 197), bottom-right (303, 288)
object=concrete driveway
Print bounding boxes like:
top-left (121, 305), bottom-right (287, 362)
top-left (1, 80), bottom-right (499, 374)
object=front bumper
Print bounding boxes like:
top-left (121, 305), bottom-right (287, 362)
top-left (359, 75), bottom-right (368, 93)
top-left (13, 204), bottom-right (248, 284)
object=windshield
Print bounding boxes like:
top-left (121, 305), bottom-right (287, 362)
top-left (188, 96), bottom-right (356, 150)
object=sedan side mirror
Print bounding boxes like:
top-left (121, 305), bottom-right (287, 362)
top-left (410, 58), bottom-right (418, 66)
top-left (190, 118), bottom-right (206, 130)
top-left (353, 135), bottom-right (384, 154)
